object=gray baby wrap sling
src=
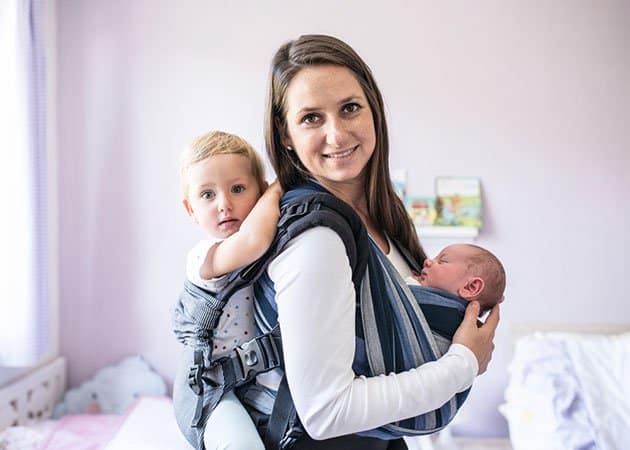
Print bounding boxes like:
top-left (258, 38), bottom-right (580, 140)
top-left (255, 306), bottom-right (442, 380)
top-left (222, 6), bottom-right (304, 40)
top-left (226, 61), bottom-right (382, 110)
top-left (172, 181), bottom-right (470, 449)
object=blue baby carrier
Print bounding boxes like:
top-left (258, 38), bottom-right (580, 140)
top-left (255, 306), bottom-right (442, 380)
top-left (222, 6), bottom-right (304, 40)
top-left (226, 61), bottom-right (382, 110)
top-left (172, 181), bottom-right (470, 450)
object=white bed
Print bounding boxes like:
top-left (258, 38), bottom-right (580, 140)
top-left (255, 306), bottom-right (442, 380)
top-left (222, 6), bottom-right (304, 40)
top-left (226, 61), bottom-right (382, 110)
top-left (500, 322), bottom-right (630, 450)
top-left (0, 358), bottom-right (65, 449)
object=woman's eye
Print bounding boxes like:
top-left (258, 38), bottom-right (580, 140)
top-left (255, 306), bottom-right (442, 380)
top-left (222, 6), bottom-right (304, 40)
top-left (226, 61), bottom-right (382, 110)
top-left (301, 113), bottom-right (320, 124)
top-left (342, 103), bottom-right (361, 114)
top-left (201, 191), bottom-right (215, 200)
top-left (232, 185), bottom-right (245, 194)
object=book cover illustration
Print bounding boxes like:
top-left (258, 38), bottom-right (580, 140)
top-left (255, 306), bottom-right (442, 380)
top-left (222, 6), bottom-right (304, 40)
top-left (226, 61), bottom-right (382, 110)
top-left (434, 177), bottom-right (482, 228)
top-left (405, 196), bottom-right (437, 227)
top-left (391, 169), bottom-right (407, 201)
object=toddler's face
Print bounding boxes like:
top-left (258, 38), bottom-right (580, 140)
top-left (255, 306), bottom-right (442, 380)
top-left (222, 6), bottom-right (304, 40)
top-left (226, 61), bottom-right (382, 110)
top-left (417, 245), bottom-right (473, 295)
top-left (184, 154), bottom-right (261, 239)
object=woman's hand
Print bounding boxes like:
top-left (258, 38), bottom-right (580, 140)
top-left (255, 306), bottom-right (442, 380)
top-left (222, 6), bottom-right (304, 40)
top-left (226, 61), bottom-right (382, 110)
top-left (452, 301), bottom-right (500, 375)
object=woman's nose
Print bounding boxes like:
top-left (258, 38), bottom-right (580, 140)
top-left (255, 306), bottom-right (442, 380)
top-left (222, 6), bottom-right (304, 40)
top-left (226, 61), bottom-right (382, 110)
top-left (325, 118), bottom-right (349, 148)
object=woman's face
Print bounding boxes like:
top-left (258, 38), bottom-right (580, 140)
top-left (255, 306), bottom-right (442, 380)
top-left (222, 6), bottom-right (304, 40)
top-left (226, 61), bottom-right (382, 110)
top-left (282, 64), bottom-right (376, 191)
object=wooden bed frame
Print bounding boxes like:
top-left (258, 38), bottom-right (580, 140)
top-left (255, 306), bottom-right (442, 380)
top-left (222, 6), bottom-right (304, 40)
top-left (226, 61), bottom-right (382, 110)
top-left (0, 357), bottom-right (66, 431)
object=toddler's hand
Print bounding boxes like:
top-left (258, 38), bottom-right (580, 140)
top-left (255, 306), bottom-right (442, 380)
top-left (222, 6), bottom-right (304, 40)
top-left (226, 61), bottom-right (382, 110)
top-left (266, 179), bottom-right (283, 196)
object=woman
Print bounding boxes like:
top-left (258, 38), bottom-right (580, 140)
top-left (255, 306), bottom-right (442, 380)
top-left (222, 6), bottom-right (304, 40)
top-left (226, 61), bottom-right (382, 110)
top-left (259, 34), bottom-right (499, 449)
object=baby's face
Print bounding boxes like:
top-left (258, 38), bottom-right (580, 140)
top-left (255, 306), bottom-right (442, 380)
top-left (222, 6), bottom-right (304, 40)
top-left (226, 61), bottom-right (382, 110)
top-left (417, 244), bottom-right (474, 295)
top-left (183, 154), bottom-right (261, 239)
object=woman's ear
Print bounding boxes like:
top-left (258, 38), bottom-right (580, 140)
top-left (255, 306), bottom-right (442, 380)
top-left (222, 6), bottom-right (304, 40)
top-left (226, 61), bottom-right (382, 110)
top-left (182, 198), bottom-right (198, 224)
top-left (458, 277), bottom-right (484, 300)
top-left (275, 116), bottom-right (292, 150)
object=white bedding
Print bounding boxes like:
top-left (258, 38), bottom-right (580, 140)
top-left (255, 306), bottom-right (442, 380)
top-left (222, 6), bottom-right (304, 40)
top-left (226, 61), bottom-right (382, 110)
top-left (104, 396), bottom-right (191, 450)
top-left (561, 332), bottom-right (630, 450)
top-left (501, 330), bottom-right (630, 450)
top-left (0, 420), bottom-right (56, 450)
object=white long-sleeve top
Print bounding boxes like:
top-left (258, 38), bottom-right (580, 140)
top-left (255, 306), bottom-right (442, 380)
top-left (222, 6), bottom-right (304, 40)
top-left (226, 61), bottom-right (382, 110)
top-left (266, 226), bottom-right (478, 440)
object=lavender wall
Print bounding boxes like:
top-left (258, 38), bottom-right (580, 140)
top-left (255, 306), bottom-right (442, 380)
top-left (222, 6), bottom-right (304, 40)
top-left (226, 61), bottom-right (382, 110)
top-left (57, 0), bottom-right (630, 437)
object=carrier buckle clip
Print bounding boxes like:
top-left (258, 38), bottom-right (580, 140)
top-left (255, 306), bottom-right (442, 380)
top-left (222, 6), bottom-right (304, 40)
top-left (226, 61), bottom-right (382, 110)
top-left (279, 426), bottom-right (303, 449)
top-left (234, 339), bottom-right (266, 383)
top-left (187, 363), bottom-right (204, 395)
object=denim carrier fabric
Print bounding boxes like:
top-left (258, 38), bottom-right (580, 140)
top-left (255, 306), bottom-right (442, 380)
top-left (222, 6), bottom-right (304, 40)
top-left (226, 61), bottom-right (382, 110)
top-left (171, 181), bottom-right (471, 449)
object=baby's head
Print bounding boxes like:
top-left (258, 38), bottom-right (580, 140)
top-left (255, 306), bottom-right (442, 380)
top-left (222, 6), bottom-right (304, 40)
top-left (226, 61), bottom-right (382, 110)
top-left (418, 244), bottom-right (505, 313)
top-left (180, 131), bottom-right (266, 239)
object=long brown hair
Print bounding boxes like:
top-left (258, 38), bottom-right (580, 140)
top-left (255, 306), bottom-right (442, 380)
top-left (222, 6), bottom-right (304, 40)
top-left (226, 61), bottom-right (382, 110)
top-left (264, 34), bottom-right (426, 266)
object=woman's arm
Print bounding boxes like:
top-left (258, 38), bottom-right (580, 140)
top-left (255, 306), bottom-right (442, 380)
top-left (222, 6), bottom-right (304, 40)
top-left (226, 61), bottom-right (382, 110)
top-left (268, 227), bottom-right (480, 440)
top-left (200, 181), bottom-right (282, 279)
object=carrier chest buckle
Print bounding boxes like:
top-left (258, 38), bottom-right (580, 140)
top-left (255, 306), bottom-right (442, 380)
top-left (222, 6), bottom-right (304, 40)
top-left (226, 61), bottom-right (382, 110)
top-left (234, 339), bottom-right (266, 382)
top-left (231, 333), bottom-right (282, 385)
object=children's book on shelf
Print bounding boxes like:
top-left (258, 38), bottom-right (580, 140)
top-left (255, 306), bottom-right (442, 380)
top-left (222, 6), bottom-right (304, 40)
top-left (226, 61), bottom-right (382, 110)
top-left (434, 177), bottom-right (482, 228)
top-left (391, 169), bottom-right (407, 201)
top-left (405, 196), bottom-right (437, 227)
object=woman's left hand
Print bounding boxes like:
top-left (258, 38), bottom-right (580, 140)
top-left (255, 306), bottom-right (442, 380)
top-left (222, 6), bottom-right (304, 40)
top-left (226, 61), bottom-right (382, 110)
top-left (452, 301), bottom-right (500, 375)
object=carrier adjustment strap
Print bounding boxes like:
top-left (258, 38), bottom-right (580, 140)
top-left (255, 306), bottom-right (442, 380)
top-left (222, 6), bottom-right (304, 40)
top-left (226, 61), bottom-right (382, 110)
top-left (188, 325), bottom-right (282, 392)
top-left (189, 349), bottom-right (211, 428)
top-left (264, 375), bottom-right (304, 450)
top-left (187, 327), bottom-right (282, 428)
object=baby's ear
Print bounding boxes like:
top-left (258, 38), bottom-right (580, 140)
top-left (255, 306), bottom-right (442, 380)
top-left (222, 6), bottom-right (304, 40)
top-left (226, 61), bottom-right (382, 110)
top-left (458, 277), bottom-right (484, 300)
top-left (182, 198), bottom-right (198, 223)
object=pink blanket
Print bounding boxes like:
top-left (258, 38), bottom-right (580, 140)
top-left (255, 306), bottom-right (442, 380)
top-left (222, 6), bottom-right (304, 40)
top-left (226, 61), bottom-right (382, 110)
top-left (38, 415), bottom-right (123, 450)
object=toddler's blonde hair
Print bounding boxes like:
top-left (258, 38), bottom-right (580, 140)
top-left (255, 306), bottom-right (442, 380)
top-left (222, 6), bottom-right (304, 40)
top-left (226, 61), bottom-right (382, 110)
top-left (180, 131), bottom-right (265, 198)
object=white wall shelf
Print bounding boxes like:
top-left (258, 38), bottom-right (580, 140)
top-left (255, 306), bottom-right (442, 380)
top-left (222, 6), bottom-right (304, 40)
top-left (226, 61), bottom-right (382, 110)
top-left (416, 226), bottom-right (479, 239)
top-left (415, 226), bottom-right (480, 258)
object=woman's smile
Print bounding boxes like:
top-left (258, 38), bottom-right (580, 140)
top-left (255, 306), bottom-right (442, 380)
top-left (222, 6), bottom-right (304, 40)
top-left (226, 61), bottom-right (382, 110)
top-left (323, 145), bottom-right (358, 159)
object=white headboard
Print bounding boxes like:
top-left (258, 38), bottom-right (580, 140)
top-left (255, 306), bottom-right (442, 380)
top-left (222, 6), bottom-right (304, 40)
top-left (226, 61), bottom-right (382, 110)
top-left (508, 322), bottom-right (630, 343)
top-left (0, 357), bottom-right (66, 431)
